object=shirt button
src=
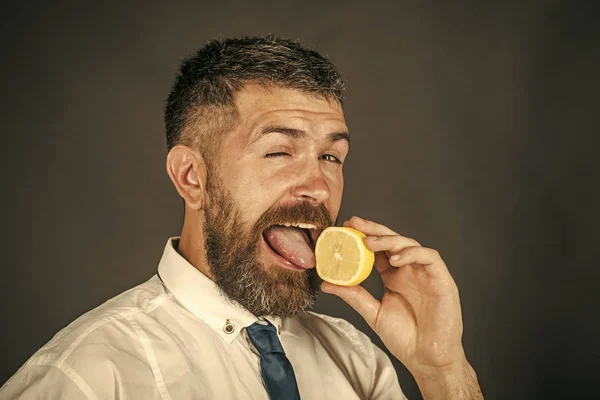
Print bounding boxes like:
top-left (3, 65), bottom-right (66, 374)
top-left (223, 319), bottom-right (235, 334)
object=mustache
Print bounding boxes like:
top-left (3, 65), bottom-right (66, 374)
top-left (252, 202), bottom-right (333, 236)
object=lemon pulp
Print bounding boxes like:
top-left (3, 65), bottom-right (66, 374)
top-left (315, 227), bottom-right (374, 286)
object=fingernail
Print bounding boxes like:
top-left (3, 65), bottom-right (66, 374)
top-left (391, 255), bottom-right (401, 262)
top-left (366, 236), bottom-right (378, 241)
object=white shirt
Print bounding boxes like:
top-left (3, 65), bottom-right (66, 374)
top-left (1, 238), bottom-right (405, 399)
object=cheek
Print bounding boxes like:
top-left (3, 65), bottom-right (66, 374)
top-left (230, 170), bottom-right (285, 221)
top-left (325, 166), bottom-right (344, 193)
top-left (329, 176), bottom-right (344, 217)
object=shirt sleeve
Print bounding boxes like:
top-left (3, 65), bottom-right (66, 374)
top-left (0, 363), bottom-right (92, 400)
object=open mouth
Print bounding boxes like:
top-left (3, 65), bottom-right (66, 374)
top-left (262, 223), bottom-right (324, 270)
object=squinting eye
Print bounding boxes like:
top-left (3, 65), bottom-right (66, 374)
top-left (265, 152), bottom-right (290, 158)
top-left (321, 154), bottom-right (342, 164)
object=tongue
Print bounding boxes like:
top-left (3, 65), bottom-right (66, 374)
top-left (264, 226), bottom-right (315, 269)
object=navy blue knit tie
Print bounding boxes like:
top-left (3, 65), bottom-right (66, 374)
top-left (246, 321), bottom-right (301, 400)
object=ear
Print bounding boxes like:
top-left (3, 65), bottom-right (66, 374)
top-left (165, 145), bottom-right (208, 211)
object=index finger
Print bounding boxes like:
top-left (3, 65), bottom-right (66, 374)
top-left (343, 216), bottom-right (398, 236)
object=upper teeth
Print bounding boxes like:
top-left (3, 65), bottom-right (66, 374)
top-left (281, 222), bottom-right (317, 230)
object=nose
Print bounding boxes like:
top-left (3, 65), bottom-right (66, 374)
top-left (290, 160), bottom-right (331, 204)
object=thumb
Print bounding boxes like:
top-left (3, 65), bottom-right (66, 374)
top-left (321, 282), bottom-right (381, 331)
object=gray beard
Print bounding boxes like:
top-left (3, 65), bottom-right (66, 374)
top-left (202, 181), bottom-right (330, 318)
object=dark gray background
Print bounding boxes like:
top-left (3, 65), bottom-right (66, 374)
top-left (2, 1), bottom-right (599, 399)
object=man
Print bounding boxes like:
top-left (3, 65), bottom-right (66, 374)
top-left (1, 36), bottom-right (483, 399)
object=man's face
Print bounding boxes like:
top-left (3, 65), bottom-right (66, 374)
top-left (202, 84), bottom-right (349, 317)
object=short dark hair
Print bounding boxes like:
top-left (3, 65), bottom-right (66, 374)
top-left (164, 35), bottom-right (346, 165)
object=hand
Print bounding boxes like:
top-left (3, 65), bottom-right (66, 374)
top-left (321, 216), bottom-right (480, 395)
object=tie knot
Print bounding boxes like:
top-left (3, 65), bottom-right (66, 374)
top-left (246, 321), bottom-right (284, 355)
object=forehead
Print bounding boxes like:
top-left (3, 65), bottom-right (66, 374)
top-left (233, 84), bottom-right (347, 138)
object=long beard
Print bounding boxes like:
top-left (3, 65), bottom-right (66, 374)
top-left (202, 180), bottom-right (332, 318)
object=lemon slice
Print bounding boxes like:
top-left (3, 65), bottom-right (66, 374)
top-left (315, 227), bottom-right (375, 286)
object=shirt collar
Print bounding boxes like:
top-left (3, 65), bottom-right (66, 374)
top-left (157, 237), bottom-right (282, 343)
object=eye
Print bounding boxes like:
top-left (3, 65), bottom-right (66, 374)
top-left (320, 154), bottom-right (342, 164)
top-left (265, 152), bottom-right (290, 158)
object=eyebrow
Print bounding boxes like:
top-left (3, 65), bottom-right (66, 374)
top-left (257, 125), bottom-right (350, 145)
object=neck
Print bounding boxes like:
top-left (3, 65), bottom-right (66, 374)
top-left (177, 212), bottom-right (213, 279)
